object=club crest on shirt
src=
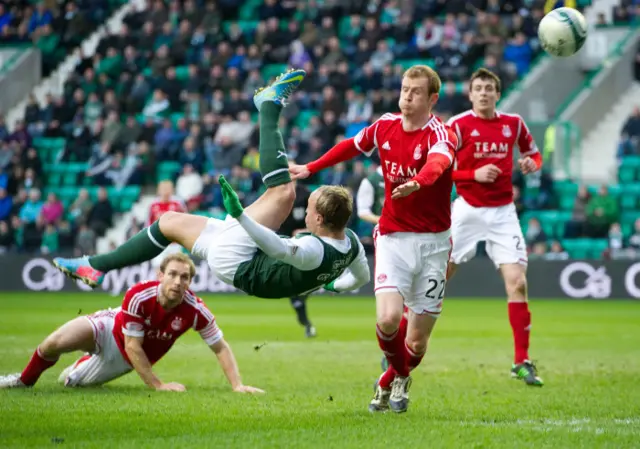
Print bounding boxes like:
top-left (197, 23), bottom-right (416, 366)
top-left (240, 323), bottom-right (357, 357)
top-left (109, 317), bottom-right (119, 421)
top-left (171, 316), bottom-right (183, 331)
top-left (502, 125), bottom-right (512, 138)
top-left (413, 144), bottom-right (422, 160)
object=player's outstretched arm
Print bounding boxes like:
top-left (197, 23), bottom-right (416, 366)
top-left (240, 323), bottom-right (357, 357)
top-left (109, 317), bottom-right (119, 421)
top-left (325, 240), bottom-right (371, 293)
top-left (290, 138), bottom-right (362, 180)
top-left (124, 335), bottom-right (185, 392)
top-left (209, 338), bottom-right (264, 394)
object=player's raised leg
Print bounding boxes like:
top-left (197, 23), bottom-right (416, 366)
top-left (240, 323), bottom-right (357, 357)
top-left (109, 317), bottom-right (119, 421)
top-left (241, 69), bottom-right (306, 230)
top-left (0, 317), bottom-right (95, 388)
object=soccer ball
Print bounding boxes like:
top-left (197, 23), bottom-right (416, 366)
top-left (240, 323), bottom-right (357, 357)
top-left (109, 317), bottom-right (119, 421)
top-left (538, 7), bottom-right (588, 58)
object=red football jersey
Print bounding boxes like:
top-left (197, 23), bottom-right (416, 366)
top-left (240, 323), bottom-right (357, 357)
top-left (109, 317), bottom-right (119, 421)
top-left (448, 110), bottom-right (539, 207)
top-left (147, 196), bottom-right (187, 226)
top-left (354, 113), bottom-right (457, 234)
top-left (113, 281), bottom-right (222, 364)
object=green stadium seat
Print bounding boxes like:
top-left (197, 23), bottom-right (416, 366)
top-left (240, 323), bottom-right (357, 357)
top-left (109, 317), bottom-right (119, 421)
top-left (170, 112), bottom-right (185, 126)
top-left (157, 161), bottom-right (182, 182)
top-left (294, 110), bottom-right (316, 129)
top-left (261, 64), bottom-right (289, 82)
top-left (619, 183), bottom-right (640, 210)
top-left (561, 238), bottom-right (607, 259)
top-left (521, 210), bottom-right (569, 238)
top-left (175, 65), bottom-right (190, 81)
top-left (618, 156), bottom-right (640, 182)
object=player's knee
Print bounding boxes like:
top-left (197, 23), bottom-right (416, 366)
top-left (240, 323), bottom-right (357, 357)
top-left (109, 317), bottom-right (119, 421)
top-left (272, 182), bottom-right (296, 208)
top-left (446, 262), bottom-right (458, 281)
top-left (377, 310), bottom-right (403, 334)
top-left (158, 210), bottom-right (183, 231)
top-left (40, 333), bottom-right (65, 356)
top-left (406, 338), bottom-right (428, 355)
top-left (506, 272), bottom-right (527, 299)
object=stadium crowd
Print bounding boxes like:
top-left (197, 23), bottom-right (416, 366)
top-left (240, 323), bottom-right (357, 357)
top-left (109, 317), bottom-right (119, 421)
top-left (1, 0), bottom-right (125, 75)
top-left (0, 0), bottom-right (637, 261)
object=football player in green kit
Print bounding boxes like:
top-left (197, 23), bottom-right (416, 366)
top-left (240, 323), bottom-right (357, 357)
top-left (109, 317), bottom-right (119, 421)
top-left (54, 70), bottom-right (370, 299)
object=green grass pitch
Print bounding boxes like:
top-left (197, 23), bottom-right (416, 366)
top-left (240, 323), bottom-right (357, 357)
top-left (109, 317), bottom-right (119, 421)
top-left (0, 293), bottom-right (639, 448)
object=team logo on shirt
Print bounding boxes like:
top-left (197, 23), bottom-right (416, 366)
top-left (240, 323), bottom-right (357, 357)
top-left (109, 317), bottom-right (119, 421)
top-left (413, 144), bottom-right (422, 160)
top-left (502, 125), bottom-right (512, 137)
top-left (377, 274), bottom-right (387, 283)
top-left (171, 316), bottom-right (183, 331)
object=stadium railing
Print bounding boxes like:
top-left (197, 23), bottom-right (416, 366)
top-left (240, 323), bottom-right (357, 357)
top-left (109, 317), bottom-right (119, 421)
top-left (526, 121), bottom-right (581, 179)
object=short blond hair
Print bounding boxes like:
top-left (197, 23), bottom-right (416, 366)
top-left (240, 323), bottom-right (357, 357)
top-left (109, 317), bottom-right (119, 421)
top-left (159, 253), bottom-right (196, 279)
top-left (404, 65), bottom-right (442, 96)
top-left (315, 186), bottom-right (353, 232)
top-left (470, 68), bottom-right (502, 93)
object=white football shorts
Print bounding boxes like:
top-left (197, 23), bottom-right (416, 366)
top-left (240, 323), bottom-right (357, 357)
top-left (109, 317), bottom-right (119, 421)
top-left (374, 226), bottom-right (451, 317)
top-left (61, 308), bottom-right (132, 387)
top-left (450, 197), bottom-right (528, 268)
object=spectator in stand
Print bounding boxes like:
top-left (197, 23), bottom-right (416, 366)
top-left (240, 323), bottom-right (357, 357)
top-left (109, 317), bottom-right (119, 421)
top-left (545, 0), bottom-right (576, 14)
top-left (176, 164), bottom-right (204, 211)
top-left (586, 186), bottom-right (620, 238)
top-left (40, 192), bottom-right (64, 226)
top-left (617, 107), bottom-right (640, 161)
top-left (0, 220), bottom-right (13, 253)
top-left (525, 217), bottom-right (547, 249)
top-left (87, 187), bottom-right (113, 236)
top-left (0, 188), bottom-right (12, 221)
top-left (75, 223), bottom-right (96, 257)
top-left (628, 219), bottom-right (640, 253)
top-left (68, 188), bottom-right (93, 225)
top-left (19, 189), bottom-right (44, 225)
top-left (565, 185), bottom-right (590, 238)
top-left (40, 223), bottom-right (58, 254)
top-left (545, 241), bottom-right (569, 260)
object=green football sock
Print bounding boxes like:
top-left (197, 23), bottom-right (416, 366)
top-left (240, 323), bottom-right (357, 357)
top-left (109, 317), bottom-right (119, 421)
top-left (259, 101), bottom-right (291, 188)
top-left (89, 220), bottom-right (171, 272)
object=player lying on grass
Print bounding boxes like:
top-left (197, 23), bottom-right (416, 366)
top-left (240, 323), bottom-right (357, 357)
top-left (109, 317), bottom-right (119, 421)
top-left (0, 253), bottom-right (262, 393)
top-left (53, 69), bottom-right (370, 300)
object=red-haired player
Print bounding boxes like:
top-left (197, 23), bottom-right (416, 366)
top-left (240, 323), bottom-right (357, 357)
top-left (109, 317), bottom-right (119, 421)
top-left (290, 65), bottom-right (458, 413)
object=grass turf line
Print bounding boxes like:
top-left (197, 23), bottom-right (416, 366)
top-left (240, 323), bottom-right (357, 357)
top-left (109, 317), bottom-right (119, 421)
top-left (0, 294), bottom-right (639, 448)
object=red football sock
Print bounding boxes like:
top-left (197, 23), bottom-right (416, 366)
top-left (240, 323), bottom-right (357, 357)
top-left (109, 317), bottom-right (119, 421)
top-left (406, 342), bottom-right (425, 371)
top-left (378, 311), bottom-right (410, 389)
top-left (20, 347), bottom-right (59, 386)
top-left (376, 324), bottom-right (409, 377)
top-left (508, 302), bottom-right (531, 364)
top-left (379, 365), bottom-right (397, 389)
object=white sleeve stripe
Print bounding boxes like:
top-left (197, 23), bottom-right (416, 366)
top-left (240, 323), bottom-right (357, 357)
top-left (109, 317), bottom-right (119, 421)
top-left (354, 136), bottom-right (364, 152)
top-left (428, 121), bottom-right (449, 149)
top-left (454, 124), bottom-right (462, 149)
top-left (122, 310), bottom-right (142, 319)
top-left (198, 305), bottom-right (215, 322)
top-left (122, 328), bottom-right (145, 337)
top-left (430, 147), bottom-right (454, 162)
top-left (201, 329), bottom-right (219, 338)
top-left (128, 287), bottom-right (157, 316)
top-left (516, 118), bottom-right (522, 140)
top-left (373, 122), bottom-right (379, 149)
